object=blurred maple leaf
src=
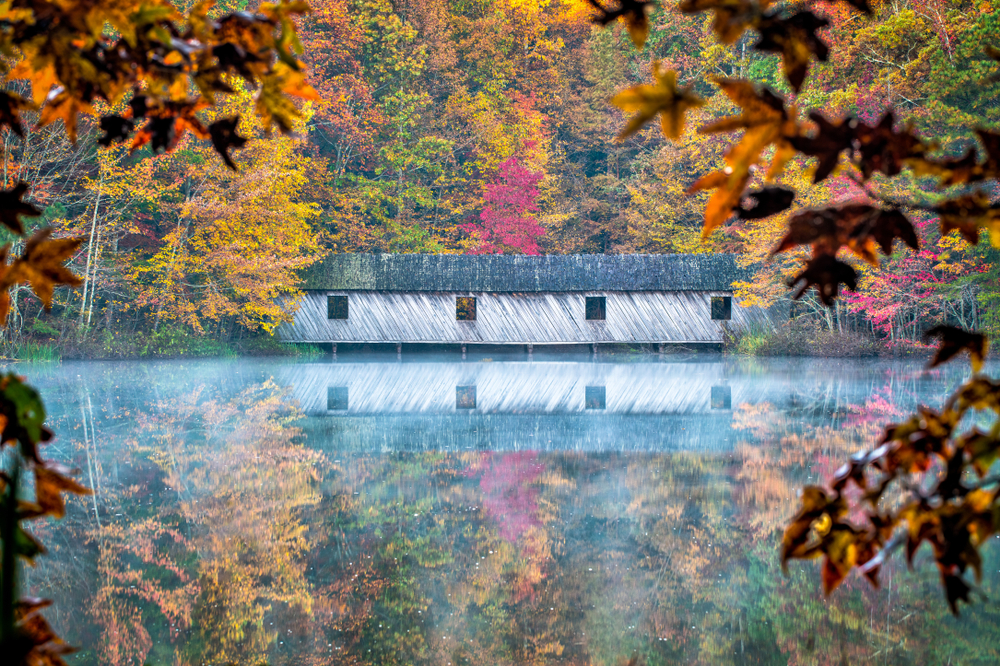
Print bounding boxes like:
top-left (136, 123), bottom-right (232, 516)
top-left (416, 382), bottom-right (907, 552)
top-left (587, 0), bottom-right (654, 49)
top-left (691, 79), bottom-right (798, 236)
top-left (610, 64), bottom-right (704, 140)
top-left (925, 326), bottom-right (989, 373)
top-left (0, 184), bottom-right (42, 235)
top-left (754, 11), bottom-right (829, 93)
top-left (735, 187), bottom-right (795, 220)
top-left (1, 229), bottom-right (84, 314)
top-left (787, 255), bottom-right (858, 306)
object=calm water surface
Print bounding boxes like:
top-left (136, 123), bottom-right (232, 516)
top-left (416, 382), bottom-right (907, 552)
top-left (13, 354), bottom-right (1000, 665)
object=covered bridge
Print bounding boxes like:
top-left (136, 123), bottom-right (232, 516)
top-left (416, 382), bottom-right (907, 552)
top-left (277, 253), bottom-right (778, 349)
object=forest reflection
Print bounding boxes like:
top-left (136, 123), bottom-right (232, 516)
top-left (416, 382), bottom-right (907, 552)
top-left (18, 359), bottom-right (1000, 666)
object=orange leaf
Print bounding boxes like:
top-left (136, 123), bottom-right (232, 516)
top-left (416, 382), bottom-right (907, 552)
top-left (34, 462), bottom-right (91, 520)
top-left (3, 229), bottom-right (85, 309)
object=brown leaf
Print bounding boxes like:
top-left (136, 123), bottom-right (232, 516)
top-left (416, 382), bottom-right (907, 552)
top-left (789, 112), bottom-right (858, 182)
top-left (942, 571), bottom-right (973, 616)
top-left (3, 228), bottom-right (84, 309)
top-left (856, 533), bottom-right (905, 589)
top-left (97, 115), bottom-right (134, 147)
top-left (0, 182), bottom-right (42, 235)
top-left (772, 206), bottom-right (847, 256)
top-left (130, 100), bottom-right (211, 154)
top-left (14, 600), bottom-right (76, 665)
top-left (850, 207), bottom-right (918, 256)
top-left (736, 186), bottom-right (794, 220)
top-left (772, 204), bottom-right (869, 258)
top-left (855, 112), bottom-right (929, 180)
top-left (0, 91), bottom-right (30, 138)
top-left (986, 45), bottom-right (1000, 83)
top-left (754, 11), bottom-right (830, 92)
top-left (611, 65), bottom-right (705, 140)
top-left (937, 130), bottom-right (1000, 186)
top-left (15, 597), bottom-right (53, 618)
top-left (587, 0), bottom-right (654, 49)
top-left (950, 378), bottom-right (1000, 420)
top-left (678, 0), bottom-right (761, 45)
top-left (212, 43), bottom-right (264, 82)
top-left (774, 205), bottom-right (916, 267)
top-left (700, 79), bottom-right (787, 134)
top-left (208, 116), bottom-right (248, 170)
top-left (934, 193), bottom-right (1000, 245)
top-left (924, 325), bottom-right (988, 373)
top-left (881, 408), bottom-right (954, 474)
top-left (700, 80), bottom-right (799, 180)
top-left (788, 255), bottom-right (858, 306)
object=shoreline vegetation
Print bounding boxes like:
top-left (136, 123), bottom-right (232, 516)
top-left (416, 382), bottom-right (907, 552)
top-left (0, 318), bottom-right (945, 362)
top-left (0, 327), bottom-right (327, 362)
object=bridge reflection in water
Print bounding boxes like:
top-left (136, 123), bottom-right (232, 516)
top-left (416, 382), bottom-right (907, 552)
top-left (278, 361), bottom-right (777, 453)
top-left (21, 358), bottom-right (996, 666)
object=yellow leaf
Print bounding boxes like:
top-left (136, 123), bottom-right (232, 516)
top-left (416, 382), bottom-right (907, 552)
top-left (610, 64), bottom-right (704, 140)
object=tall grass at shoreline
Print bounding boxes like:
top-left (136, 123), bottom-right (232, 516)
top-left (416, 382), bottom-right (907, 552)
top-left (1, 341), bottom-right (61, 362)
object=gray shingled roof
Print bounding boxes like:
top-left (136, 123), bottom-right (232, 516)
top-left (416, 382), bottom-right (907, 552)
top-left (301, 254), bottom-right (749, 292)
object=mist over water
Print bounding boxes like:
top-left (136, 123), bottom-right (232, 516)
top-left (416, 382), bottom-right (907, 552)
top-left (15, 355), bottom-right (1000, 665)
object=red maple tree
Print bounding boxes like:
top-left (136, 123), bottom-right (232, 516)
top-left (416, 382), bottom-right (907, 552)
top-left (463, 156), bottom-right (546, 254)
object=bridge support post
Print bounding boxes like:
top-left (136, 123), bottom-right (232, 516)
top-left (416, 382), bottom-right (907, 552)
top-left (592, 343), bottom-right (598, 359)
top-left (396, 342), bottom-right (402, 360)
top-left (658, 342), bottom-right (664, 359)
top-left (461, 343), bottom-right (467, 360)
top-left (331, 343), bottom-right (337, 361)
top-left (527, 343), bottom-right (533, 361)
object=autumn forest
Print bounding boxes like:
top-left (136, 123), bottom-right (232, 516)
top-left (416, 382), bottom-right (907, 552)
top-left (3, 1), bottom-right (1000, 665)
top-left (0, 0), bottom-right (994, 356)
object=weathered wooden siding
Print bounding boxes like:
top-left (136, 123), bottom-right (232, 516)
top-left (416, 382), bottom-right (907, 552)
top-left (277, 291), bottom-right (773, 344)
top-left (278, 361), bottom-right (747, 415)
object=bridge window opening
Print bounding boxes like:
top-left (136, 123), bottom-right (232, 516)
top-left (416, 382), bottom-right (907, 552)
top-left (456, 385), bottom-right (477, 409)
top-left (711, 385), bottom-right (731, 410)
top-left (711, 296), bottom-right (731, 320)
top-left (327, 386), bottom-right (349, 411)
top-left (328, 295), bottom-right (348, 320)
top-left (456, 297), bottom-right (477, 321)
top-left (585, 386), bottom-right (606, 410)
top-left (585, 296), bottom-right (606, 321)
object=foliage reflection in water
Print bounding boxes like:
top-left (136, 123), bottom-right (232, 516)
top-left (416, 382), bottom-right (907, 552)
top-left (14, 357), bottom-right (1000, 666)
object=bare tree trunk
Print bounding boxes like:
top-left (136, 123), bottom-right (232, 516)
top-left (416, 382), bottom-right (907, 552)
top-left (79, 175), bottom-right (103, 333)
top-left (85, 222), bottom-right (103, 328)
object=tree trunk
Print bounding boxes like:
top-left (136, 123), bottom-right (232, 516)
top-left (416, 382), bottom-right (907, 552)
top-left (86, 222), bottom-right (103, 328)
top-left (79, 176), bottom-right (103, 334)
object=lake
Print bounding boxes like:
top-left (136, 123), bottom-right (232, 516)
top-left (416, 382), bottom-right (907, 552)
top-left (13, 354), bottom-right (1000, 665)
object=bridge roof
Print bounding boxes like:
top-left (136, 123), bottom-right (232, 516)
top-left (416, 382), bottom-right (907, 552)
top-left (301, 253), bottom-right (748, 292)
